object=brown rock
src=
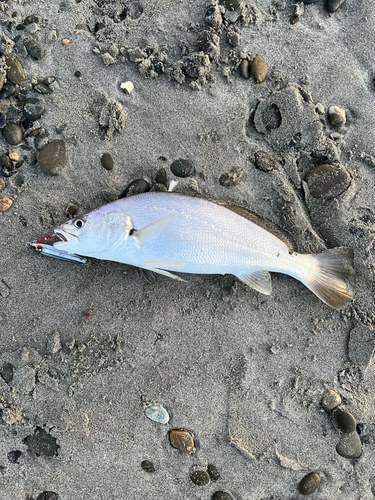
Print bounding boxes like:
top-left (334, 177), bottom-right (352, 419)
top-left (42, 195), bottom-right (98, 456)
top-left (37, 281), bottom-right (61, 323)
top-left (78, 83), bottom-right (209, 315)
top-left (254, 151), bottom-right (282, 172)
top-left (38, 140), bottom-right (67, 176)
top-left (251, 55), bottom-right (268, 83)
top-left (0, 197), bottom-right (12, 211)
top-left (169, 429), bottom-right (195, 455)
top-left (5, 57), bottom-right (26, 85)
top-left (305, 164), bottom-right (351, 200)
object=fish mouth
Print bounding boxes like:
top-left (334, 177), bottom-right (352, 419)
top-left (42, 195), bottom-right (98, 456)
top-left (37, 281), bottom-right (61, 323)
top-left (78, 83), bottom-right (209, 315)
top-left (55, 232), bottom-right (67, 242)
top-left (53, 228), bottom-right (79, 248)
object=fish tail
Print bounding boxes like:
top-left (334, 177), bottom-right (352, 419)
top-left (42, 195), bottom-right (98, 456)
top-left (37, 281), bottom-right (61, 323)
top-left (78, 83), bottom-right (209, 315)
top-left (301, 247), bottom-right (354, 308)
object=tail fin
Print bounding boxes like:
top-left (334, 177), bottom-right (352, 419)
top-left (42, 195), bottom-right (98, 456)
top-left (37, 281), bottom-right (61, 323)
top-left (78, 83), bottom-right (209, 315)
top-left (304, 247), bottom-right (354, 309)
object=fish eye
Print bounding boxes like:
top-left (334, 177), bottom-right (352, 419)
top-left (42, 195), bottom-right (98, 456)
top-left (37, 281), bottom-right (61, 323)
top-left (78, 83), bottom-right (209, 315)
top-left (74, 218), bottom-right (85, 229)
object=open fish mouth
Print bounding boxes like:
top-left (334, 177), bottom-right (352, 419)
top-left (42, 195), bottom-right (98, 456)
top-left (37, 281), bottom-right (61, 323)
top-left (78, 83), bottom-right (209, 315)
top-left (55, 232), bottom-right (68, 242)
top-left (53, 229), bottom-right (79, 248)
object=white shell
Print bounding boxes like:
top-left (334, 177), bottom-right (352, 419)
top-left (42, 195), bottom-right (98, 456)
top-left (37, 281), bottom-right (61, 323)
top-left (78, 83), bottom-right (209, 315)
top-left (145, 404), bottom-right (169, 424)
top-left (120, 81), bottom-right (134, 94)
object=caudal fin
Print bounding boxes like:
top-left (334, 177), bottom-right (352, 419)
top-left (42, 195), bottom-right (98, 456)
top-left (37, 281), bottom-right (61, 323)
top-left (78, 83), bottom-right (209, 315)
top-left (304, 247), bottom-right (354, 308)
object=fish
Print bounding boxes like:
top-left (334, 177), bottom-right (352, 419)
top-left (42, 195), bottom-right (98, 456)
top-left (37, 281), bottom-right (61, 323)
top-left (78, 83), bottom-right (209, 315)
top-left (52, 192), bottom-right (354, 308)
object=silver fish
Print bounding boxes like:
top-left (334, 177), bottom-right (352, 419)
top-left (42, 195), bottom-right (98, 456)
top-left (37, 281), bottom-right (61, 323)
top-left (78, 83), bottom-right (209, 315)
top-left (52, 192), bottom-right (353, 308)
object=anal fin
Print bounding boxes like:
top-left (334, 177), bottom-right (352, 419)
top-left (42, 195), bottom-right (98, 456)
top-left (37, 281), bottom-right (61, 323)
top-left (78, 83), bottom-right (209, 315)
top-left (236, 270), bottom-right (272, 295)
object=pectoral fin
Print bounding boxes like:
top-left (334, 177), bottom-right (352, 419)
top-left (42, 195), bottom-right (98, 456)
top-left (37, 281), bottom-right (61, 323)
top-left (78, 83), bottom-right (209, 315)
top-left (141, 265), bottom-right (186, 282)
top-left (132, 213), bottom-right (175, 247)
top-left (236, 270), bottom-right (272, 295)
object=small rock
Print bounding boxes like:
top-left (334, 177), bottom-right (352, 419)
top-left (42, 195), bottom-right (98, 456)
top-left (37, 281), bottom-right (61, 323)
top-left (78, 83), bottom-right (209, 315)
top-left (3, 123), bottom-right (23, 145)
top-left (305, 164), bottom-right (351, 200)
top-left (299, 472), bottom-right (320, 495)
top-left (74, 71), bottom-right (82, 79)
top-left (170, 429), bottom-right (195, 455)
top-left (145, 404), bottom-right (169, 424)
top-left (251, 55), bottom-right (268, 83)
top-left (0, 179), bottom-right (5, 192)
top-left (348, 325), bottom-right (375, 367)
top-left (1, 154), bottom-right (12, 171)
top-left (101, 153), bottom-right (114, 171)
top-left (0, 197), bottom-right (13, 211)
top-left (326, 0), bottom-right (347, 12)
top-left (328, 105), bottom-right (346, 127)
top-left (1, 363), bottom-right (14, 384)
top-left (321, 389), bottom-right (341, 412)
top-left (8, 151), bottom-right (20, 162)
top-left (227, 32), bottom-right (240, 47)
top-left (8, 450), bottom-right (22, 463)
top-left (5, 57), bottom-right (26, 85)
top-left (190, 470), bottom-right (211, 486)
top-left (151, 183), bottom-right (168, 192)
top-left (0, 111), bottom-right (6, 126)
top-left (225, 0), bottom-right (239, 10)
top-left (62, 39), bottom-right (70, 46)
top-left (333, 408), bottom-right (357, 433)
top-left (120, 81), bottom-right (134, 94)
top-left (170, 159), bottom-right (195, 178)
top-left (212, 493), bottom-right (233, 500)
top-left (66, 205), bottom-right (78, 217)
top-left (120, 179), bottom-right (150, 198)
top-left (24, 14), bottom-right (39, 24)
top-left (34, 83), bottom-right (53, 95)
top-left (0, 82), bottom-right (15, 99)
top-left (42, 76), bottom-right (55, 85)
top-left (24, 37), bottom-right (46, 59)
top-left (207, 464), bottom-right (220, 481)
top-left (38, 140), bottom-right (67, 176)
top-left (254, 151), bottom-right (282, 172)
top-left (36, 492), bottom-right (59, 500)
top-left (23, 98), bottom-right (45, 121)
top-left (219, 167), bottom-right (244, 186)
top-left (24, 427), bottom-right (59, 457)
top-left (336, 431), bottom-right (362, 459)
top-left (141, 460), bottom-right (155, 473)
top-left (290, 15), bottom-right (300, 24)
top-left (239, 59), bottom-right (250, 79)
top-left (155, 168), bottom-right (168, 186)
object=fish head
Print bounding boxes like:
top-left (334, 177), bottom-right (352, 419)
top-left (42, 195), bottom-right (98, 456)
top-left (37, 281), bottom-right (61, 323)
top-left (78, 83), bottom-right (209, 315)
top-left (54, 204), bottom-right (132, 256)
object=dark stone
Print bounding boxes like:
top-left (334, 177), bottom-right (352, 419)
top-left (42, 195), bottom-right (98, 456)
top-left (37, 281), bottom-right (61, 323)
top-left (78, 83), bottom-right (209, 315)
top-left (36, 492), bottom-right (58, 500)
top-left (154, 62), bottom-right (164, 74)
top-left (305, 164), bottom-right (351, 200)
top-left (141, 460), bottom-right (155, 473)
top-left (227, 32), bottom-right (240, 47)
top-left (299, 472), bottom-right (321, 495)
top-left (38, 140), bottom-right (67, 176)
top-left (1, 362), bottom-right (14, 383)
top-left (225, 0), bottom-right (239, 10)
top-left (66, 205), bottom-right (78, 217)
top-left (333, 408), bottom-right (357, 433)
top-left (212, 493), bottom-right (232, 500)
top-left (23, 119), bottom-right (33, 130)
top-left (101, 153), bottom-right (113, 171)
top-left (326, 0), bottom-right (347, 12)
top-left (239, 59), bottom-right (250, 79)
top-left (3, 123), bottom-right (23, 145)
top-left (170, 159), bottom-right (195, 178)
top-left (24, 427), bottom-right (59, 457)
top-left (23, 98), bottom-right (45, 121)
top-left (254, 151), bottom-right (282, 172)
top-left (262, 104), bottom-right (282, 130)
top-left (207, 464), bottom-right (220, 481)
top-left (0, 82), bottom-right (16, 99)
top-left (16, 24), bottom-right (26, 30)
top-left (74, 71), bottom-right (82, 78)
top-left (42, 76), bottom-right (55, 85)
top-left (290, 15), bottom-right (300, 24)
top-left (5, 57), bottom-right (26, 85)
top-left (151, 183), bottom-right (167, 192)
top-left (0, 111), bottom-right (6, 127)
top-left (24, 14), bottom-right (39, 24)
top-left (1, 154), bottom-right (12, 171)
top-left (34, 83), bottom-right (53, 95)
top-left (24, 37), bottom-right (46, 59)
top-left (120, 179), bottom-right (150, 198)
top-left (7, 450), bottom-right (22, 463)
top-left (190, 470), bottom-right (211, 486)
top-left (219, 167), bottom-right (244, 186)
top-left (155, 168), bottom-right (167, 186)
top-left (336, 431), bottom-right (362, 459)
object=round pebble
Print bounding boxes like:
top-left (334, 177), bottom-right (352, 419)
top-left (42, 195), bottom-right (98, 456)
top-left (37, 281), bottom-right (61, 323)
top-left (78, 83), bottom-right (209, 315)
top-left (321, 389), bottom-right (341, 412)
top-left (326, 0), bottom-right (347, 12)
top-left (3, 123), bottom-right (23, 145)
top-left (251, 55), bottom-right (268, 83)
top-left (212, 493), bottom-right (233, 500)
top-left (8, 151), bottom-right (20, 162)
top-left (299, 472), bottom-right (321, 495)
top-left (145, 404), bottom-right (169, 424)
top-left (328, 105), bottom-right (346, 127)
top-left (170, 159), bottom-right (195, 178)
top-left (5, 57), bottom-right (26, 85)
top-left (0, 82), bottom-right (16, 100)
top-left (43, 76), bottom-right (55, 85)
top-left (336, 431), bottom-right (362, 459)
top-left (8, 450), bottom-right (22, 463)
top-left (170, 429), bottom-right (195, 455)
top-left (254, 151), bottom-right (282, 172)
top-left (23, 98), bottom-right (45, 121)
top-left (34, 83), bottom-right (53, 95)
top-left (141, 460), bottom-right (155, 473)
top-left (66, 205), bottom-right (78, 217)
top-left (305, 164), bottom-right (351, 200)
top-left (1, 362), bottom-right (14, 384)
top-left (333, 408), bottom-right (357, 433)
top-left (74, 71), bottom-right (82, 78)
top-left (24, 37), bottom-right (46, 59)
top-left (101, 153), bottom-right (114, 171)
top-left (155, 168), bottom-right (167, 186)
top-left (239, 59), bottom-right (250, 79)
top-left (0, 197), bottom-right (13, 211)
top-left (207, 464), bottom-right (220, 481)
top-left (24, 14), bottom-right (39, 24)
top-left (190, 470), bottom-right (210, 486)
top-left (120, 179), bottom-right (150, 198)
top-left (38, 140), bottom-right (67, 176)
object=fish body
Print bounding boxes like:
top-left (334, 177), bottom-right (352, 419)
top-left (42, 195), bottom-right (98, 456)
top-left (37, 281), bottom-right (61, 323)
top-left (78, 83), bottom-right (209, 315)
top-left (53, 192), bottom-right (353, 308)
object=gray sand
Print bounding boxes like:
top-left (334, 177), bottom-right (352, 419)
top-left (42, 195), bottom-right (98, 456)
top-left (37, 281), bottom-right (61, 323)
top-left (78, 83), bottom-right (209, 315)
top-left (0, 1), bottom-right (375, 499)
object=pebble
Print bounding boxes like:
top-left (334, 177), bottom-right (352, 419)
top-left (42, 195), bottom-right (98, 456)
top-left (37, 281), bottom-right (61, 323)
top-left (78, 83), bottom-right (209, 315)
top-left (62, 39), bottom-right (70, 46)
top-left (145, 404), bottom-right (169, 424)
top-left (0, 179), bottom-right (5, 192)
top-left (155, 167), bottom-right (168, 186)
top-left (74, 71), bottom-right (82, 79)
top-left (225, 0), bottom-right (239, 10)
top-left (36, 492), bottom-right (58, 500)
top-left (170, 159), bottom-right (195, 178)
top-left (333, 408), bottom-right (357, 433)
top-left (8, 450), bottom-right (22, 463)
top-left (141, 460), bottom-right (155, 473)
top-left (5, 57), bottom-right (26, 85)
top-left (212, 493), bottom-right (233, 500)
top-left (101, 153), bottom-right (114, 171)
top-left (0, 82), bottom-right (16, 99)
top-left (219, 167), bottom-right (244, 186)
top-left (169, 429), bottom-right (195, 455)
top-left (0, 197), bottom-right (13, 211)
top-left (120, 179), bottom-right (150, 198)
top-left (348, 325), bottom-right (374, 366)
top-left (3, 123), bottom-right (23, 145)
top-left (299, 472), bottom-right (320, 495)
top-left (251, 55), bottom-right (268, 83)
top-left (227, 32), bottom-right (240, 47)
top-left (1, 154), bottom-right (12, 171)
top-left (24, 427), bottom-right (59, 457)
top-left (8, 151), bottom-right (20, 162)
top-left (328, 105), bottom-right (346, 127)
top-left (24, 37), bottom-right (46, 59)
top-left (120, 81), bottom-right (134, 94)
top-left (43, 76), bottom-right (55, 85)
top-left (0, 111), bottom-right (6, 126)
top-left (24, 14), bottom-right (39, 24)
top-left (66, 204), bottom-right (78, 217)
top-left (1, 362), bottom-right (14, 384)
top-left (321, 389), bottom-right (341, 412)
top-left (239, 59), bottom-right (250, 79)
top-left (254, 151), bottom-right (282, 172)
top-left (23, 98), bottom-right (45, 121)
top-left (190, 470), bottom-right (211, 486)
top-left (305, 164), bottom-right (351, 200)
top-left (207, 464), bottom-right (220, 481)
top-left (34, 83), bottom-right (53, 95)
top-left (151, 183), bottom-right (168, 192)
top-left (336, 431), bottom-right (362, 459)
top-left (38, 140), bottom-right (67, 176)
top-left (326, 0), bottom-right (347, 12)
